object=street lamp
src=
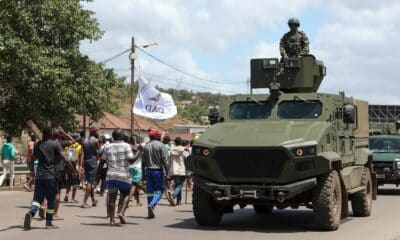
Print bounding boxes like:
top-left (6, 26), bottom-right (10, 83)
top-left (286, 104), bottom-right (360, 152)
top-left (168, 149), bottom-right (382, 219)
top-left (130, 38), bottom-right (157, 135)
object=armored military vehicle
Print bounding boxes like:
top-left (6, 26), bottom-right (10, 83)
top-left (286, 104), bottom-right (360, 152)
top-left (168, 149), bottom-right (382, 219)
top-left (185, 55), bottom-right (376, 231)
top-left (369, 121), bottom-right (400, 187)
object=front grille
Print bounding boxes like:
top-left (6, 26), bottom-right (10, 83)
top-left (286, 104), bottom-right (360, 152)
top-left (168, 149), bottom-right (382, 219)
top-left (214, 148), bottom-right (288, 178)
top-left (373, 161), bottom-right (393, 170)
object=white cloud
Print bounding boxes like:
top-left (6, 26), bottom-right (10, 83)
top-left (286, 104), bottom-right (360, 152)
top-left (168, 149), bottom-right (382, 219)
top-left (81, 0), bottom-right (315, 94)
top-left (80, 0), bottom-right (400, 104)
top-left (313, 1), bottom-right (400, 104)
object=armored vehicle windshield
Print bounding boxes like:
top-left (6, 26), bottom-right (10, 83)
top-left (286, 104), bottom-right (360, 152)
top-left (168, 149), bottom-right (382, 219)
top-left (369, 136), bottom-right (400, 153)
top-left (229, 101), bottom-right (272, 120)
top-left (278, 100), bottom-right (322, 119)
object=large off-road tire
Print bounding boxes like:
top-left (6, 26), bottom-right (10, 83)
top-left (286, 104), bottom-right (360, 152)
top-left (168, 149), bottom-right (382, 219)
top-left (313, 170), bottom-right (342, 231)
top-left (193, 184), bottom-right (223, 226)
top-left (253, 204), bottom-right (274, 215)
top-left (351, 167), bottom-right (373, 217)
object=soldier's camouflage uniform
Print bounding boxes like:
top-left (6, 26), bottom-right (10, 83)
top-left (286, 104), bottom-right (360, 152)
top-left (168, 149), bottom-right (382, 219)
top-left (279, 31), bottom-right (309, 58)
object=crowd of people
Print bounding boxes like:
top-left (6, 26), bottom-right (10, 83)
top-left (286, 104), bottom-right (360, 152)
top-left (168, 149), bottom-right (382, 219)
top-left (11, 125), bottom-right (193, 230)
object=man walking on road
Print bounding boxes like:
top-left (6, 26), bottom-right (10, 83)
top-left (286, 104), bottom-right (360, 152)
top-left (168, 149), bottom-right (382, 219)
top-left (142, 129), bottom-right (169, 219)
top-left (0, 135), bottom-right (16, 189)
top-left (64, 133), bottom-right (83, 203)
top-left (24, 127), bottom-right (76, 230)
top-left (81, 125), bottom-right (100, 208)
top-left (98, 129), bottom-right (141, 226)
top-left (24, 135), bottom-right (37, 191)
top-left (53, 128), bottom-right (75, 220)
top-left (167, 137), bottom-right (189, 206)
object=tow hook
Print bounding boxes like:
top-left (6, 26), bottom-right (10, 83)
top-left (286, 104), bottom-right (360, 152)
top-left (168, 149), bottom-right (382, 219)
top-left (277, 192), bottom-right (286, 203)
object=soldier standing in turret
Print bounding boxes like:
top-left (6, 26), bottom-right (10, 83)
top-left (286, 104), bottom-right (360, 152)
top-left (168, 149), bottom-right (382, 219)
top-left (280, 18), bottom-right (309, 59)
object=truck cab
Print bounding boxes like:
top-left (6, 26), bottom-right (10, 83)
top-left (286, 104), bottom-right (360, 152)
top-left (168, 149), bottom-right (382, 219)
top-left (370, 134), bottom-right (400, 186)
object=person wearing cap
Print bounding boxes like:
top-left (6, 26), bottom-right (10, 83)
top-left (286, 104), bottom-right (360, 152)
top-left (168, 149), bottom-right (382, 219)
top-left (81, 125), bottom-right (100, 208)
top-left (142, 129), bottom-right (169, 219)
top-left (279, 18), bottom-right (309, 59)
top-left (63, 133), bottom-right (83, 203)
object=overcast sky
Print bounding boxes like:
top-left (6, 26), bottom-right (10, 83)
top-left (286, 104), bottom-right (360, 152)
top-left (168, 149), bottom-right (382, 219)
top-left (80, 0), bottom-right (400, 104)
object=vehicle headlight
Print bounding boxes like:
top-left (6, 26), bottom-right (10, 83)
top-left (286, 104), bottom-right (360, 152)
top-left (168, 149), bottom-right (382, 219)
top-left (395, 159), bottom-right (400, 169)
top-left (192, 146), bottom-right (212, 157)
top-left (290, 145), bottom-right (317, 158)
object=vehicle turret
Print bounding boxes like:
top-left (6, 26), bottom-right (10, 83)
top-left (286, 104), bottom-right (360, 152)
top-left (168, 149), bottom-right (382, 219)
top-left (250, 55), bottom-right (326, 93)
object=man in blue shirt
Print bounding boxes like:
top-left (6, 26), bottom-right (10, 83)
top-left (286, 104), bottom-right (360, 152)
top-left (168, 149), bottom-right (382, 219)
top-left (0, 135), bottom-right (16, 188)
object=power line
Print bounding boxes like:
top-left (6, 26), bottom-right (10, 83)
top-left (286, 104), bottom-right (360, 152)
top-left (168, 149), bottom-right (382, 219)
top-left (136, 47), bottom-right (247, 85)
top-left (101, 48), bottom-right (130, 64)
top-left (139, 70), bottom-right (239, 94)
top-left (114, 66), bottom-right (245, 86)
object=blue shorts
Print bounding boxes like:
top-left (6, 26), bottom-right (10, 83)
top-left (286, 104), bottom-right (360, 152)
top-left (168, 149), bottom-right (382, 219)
top-left (107, 180), bottom-right (131, 192)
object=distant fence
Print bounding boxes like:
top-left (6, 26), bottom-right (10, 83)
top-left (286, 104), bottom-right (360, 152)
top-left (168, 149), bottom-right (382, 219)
top-left (369, 105), bottom-right (400, 122)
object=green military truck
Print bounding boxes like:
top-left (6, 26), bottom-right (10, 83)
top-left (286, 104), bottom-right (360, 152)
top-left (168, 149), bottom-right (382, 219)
top-left (369, 121), bottom-right (400, 186)
top-left (185, 55), bottom-right (376, 231)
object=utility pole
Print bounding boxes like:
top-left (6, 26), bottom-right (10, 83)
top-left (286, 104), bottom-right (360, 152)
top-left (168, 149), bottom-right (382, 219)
top-left (130, 37), bottom-right (136, 136)
top-left (128, 38), bottom-right (157, 135)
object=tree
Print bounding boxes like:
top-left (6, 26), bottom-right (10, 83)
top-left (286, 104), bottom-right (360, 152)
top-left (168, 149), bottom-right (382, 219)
top-left (180, 104), bottom-right (209, 124)
top-left (0, 0), bottom-right (123, 135)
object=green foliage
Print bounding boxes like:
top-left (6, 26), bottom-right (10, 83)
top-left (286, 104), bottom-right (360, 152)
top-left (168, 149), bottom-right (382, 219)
top-left (179, 104), bottom-right (209, 124)
top-left (0, 0), bottom-right (123, 135)
top-left (157, 87), bottom-right (222, 124)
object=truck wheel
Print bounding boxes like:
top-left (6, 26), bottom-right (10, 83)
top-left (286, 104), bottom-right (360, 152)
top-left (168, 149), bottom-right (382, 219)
top-left (351, 167), bottom-right (373, 217)
top-left (193, 184), bottom-right (223, 226)
top-left (313, 170), bottom-right (342, 231)
top-left (253, 204), bottom-right (274, 214)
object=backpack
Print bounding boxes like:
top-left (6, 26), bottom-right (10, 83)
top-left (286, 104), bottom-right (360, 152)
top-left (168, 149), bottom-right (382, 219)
top-left (66, 144), bottom-right (78, 162)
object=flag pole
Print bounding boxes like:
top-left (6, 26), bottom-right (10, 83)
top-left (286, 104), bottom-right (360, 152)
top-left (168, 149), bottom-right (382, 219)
top-left (130, 37), bottom-right (135, 136)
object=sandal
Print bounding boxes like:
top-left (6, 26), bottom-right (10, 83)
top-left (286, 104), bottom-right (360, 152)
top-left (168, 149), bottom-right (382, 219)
top-left (81, 204), bottom-right (90, 209)
top-left (92, 200), bottom-right (98, 207)
top-left (71, 199), bottom-right (79, 203)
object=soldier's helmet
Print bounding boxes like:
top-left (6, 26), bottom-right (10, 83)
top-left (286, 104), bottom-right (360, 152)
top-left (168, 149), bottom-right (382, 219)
top-left (288, 18), bottom-right (300, 27)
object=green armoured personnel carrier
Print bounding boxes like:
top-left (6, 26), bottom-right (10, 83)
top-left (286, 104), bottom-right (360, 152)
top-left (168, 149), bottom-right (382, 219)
top-left (369, 121), bottom-right (400, 187)
top-left (185, 55), bottom-right (376, 231)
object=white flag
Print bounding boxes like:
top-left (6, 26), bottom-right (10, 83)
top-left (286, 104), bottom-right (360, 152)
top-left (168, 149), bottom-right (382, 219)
top-left (133, 75), bottom-right (177, 120)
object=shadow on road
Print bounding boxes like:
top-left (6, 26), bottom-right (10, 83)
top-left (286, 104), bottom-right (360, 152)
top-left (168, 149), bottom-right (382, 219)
top-left (175, 210), bottom-right (194, 213)
top-left (0, 225), bottom-right (42, 232)
top-left (165, 208), bottom-right (353, 233)
top-left (62, 204), bottom-right (83, 208)
top-left (15, 205), bottom-right (30, 209)
top-left (76, 215), bottom-right (108, 219)
top-left (377, 188), bottom-right (400, 195)
top-left (126, 215), bottom-right (149, 219)
top-left (80, 222), bottom-right (139, 227)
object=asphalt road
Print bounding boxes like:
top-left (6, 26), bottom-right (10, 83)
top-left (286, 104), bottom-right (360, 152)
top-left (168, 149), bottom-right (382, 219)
top-left (1, 187), bottom-right (400, 240)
